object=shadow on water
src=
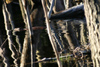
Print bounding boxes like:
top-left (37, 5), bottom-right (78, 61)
top-left (0, 1), bottom-right (93, 67)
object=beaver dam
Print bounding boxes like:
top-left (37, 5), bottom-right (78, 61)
top-left (1, 0), bottom-right (100, 67)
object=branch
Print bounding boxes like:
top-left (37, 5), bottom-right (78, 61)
top-left (48, 0), bottom-right (55, 18)
top-left (44, 4), bottom-right (84, 20)
top-left (31, 49), bottom-right (90, 63)
top-left (14, 26), bottom-right (45, 32)
top-left (41, 0), bottom-right (62, 67)
top-left (20, 0), bottom-right (35, 67)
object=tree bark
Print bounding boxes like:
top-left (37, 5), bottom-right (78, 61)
top-left (84, 0), bottom-right (100, 67)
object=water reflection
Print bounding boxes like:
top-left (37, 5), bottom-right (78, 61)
top-left (0, 18), bottom-right (93, 67)
top-left (0, 1), bottom-right (93, 67)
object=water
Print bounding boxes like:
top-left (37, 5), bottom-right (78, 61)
top-left (0, 22), bottom-right (93, 67)
top-left (0, 1), bottom-right (93, 67)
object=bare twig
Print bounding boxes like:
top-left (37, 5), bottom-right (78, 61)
top-left (14, 26), bottom-right (45, 32)
top-left (41, 0), bottom-right (62, 67)
top-left (20, 31), bottom-right (29, 67)
top-left (2, 2), bottom-right (18, 67)
top-left (48, 0), bottom-right (55, 18)
top-left (19, 0), bottom-right (35, 67)
top-left (0, 38), bottom-right (8, 48)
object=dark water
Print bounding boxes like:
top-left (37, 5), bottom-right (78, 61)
top-left (0, 1), bottom-right (93, 67)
